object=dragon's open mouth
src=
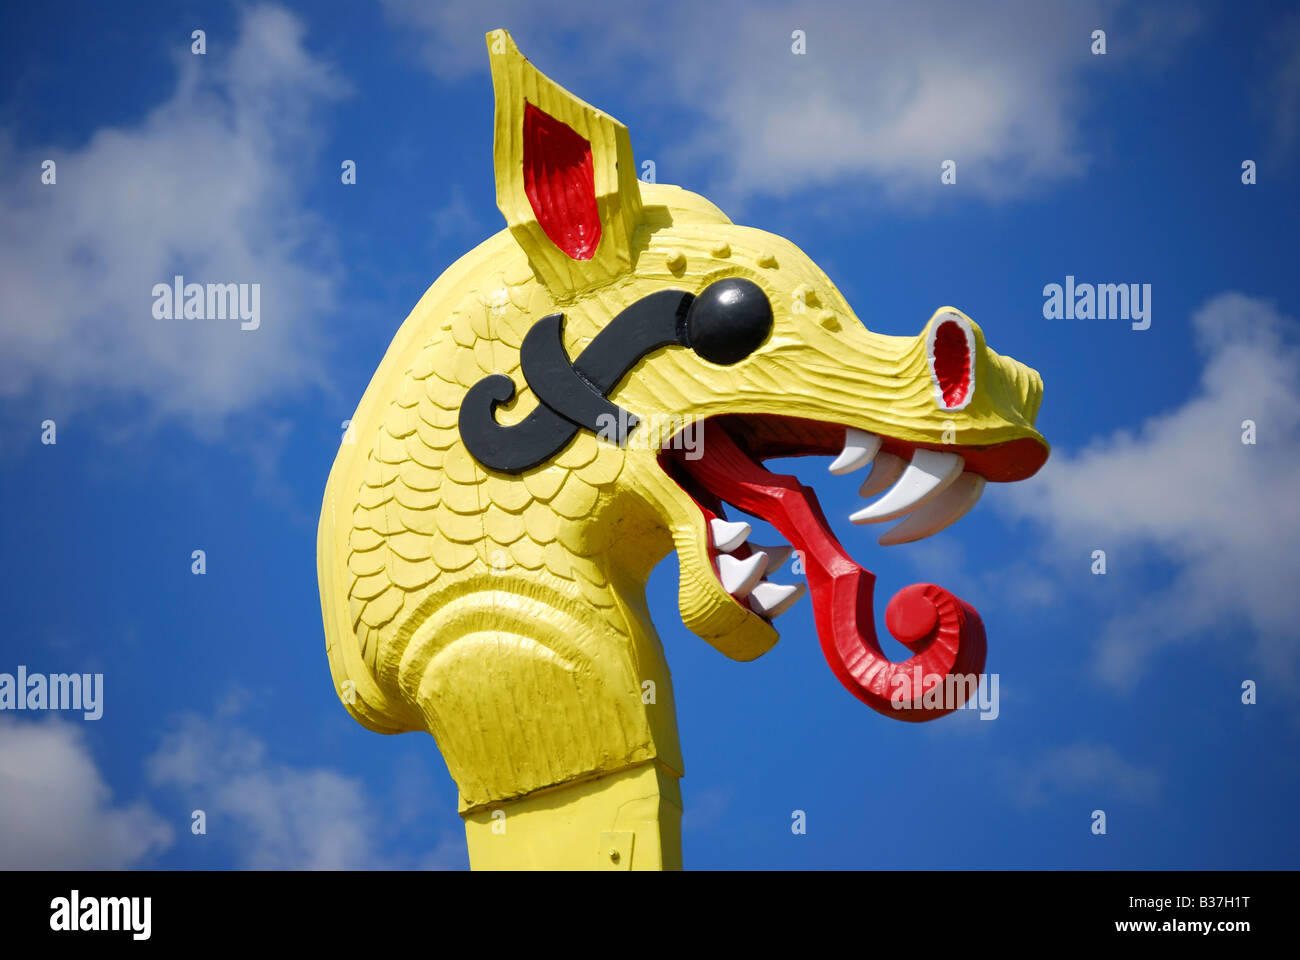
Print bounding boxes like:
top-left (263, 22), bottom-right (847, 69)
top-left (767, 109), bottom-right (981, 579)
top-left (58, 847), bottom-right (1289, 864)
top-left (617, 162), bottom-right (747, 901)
top-left (661, 414), bottom-right (1046, 721)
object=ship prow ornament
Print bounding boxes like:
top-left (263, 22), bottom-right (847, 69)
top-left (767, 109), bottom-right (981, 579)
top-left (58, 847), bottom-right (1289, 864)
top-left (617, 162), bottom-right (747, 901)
top-left (317, 29), bottom-right (1049, 870)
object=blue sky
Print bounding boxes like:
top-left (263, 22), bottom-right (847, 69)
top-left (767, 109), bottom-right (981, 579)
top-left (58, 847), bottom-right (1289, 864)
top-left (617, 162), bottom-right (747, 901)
top-left (1, 0), bottom-right (1298, 869)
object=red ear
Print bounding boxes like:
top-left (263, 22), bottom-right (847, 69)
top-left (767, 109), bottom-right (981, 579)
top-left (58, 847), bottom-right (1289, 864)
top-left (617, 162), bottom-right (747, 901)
top-left (522, 102), bottom-right (601, 260)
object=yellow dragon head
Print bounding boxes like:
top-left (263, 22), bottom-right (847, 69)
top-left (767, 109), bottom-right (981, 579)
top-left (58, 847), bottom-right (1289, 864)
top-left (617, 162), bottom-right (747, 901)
top-left (318, 30), bottom-right (1048, 869)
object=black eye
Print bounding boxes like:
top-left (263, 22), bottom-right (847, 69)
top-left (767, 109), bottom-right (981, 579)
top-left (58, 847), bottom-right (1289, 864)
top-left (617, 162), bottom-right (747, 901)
top-left (684, 277), bottom-right (773, 365)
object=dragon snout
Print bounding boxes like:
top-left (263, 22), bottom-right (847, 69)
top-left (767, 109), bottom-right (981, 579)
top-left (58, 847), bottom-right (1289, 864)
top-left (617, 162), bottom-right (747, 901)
top-left (902, 309), bottom-right (1049, 482)
top-left (985, 345), bottom-right (1044, 429)
top-left (922, 308), bottom-right (1042, 424)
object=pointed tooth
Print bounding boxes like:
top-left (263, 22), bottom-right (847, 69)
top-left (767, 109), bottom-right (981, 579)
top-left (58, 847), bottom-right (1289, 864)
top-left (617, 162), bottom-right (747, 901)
top-left (749, 581), bottom-right (807, 619)
top-left (878, 473), bottom-right (985, 546)
top-left (828, 428), bottom-right (882, 475)
top-left (718, 552), bottom-right (768, 596)
top-left (750, 543), bottom-right (792, 574)
top-left (850, 450), bottom-right (964, 524)
top-left (857, 452), bottom-right (907, 498)
top-left (709, 518), bottom-right (751, 552)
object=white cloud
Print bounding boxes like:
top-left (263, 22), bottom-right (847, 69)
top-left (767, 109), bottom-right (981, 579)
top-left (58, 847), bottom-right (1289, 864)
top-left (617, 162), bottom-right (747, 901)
top-left (147, 712), bottom-right (463, 869)
top-left (0, 719), bottom-right (173, 868)
top-left (1000, 293), bottom-right (1300, 690)
top-left (382, 0), bottom-right (1199, 204)
top-left (0, 5), bottom-right (346, 425)
top-left (1004, 741), bottom-right (1161, 809)
top-left (147, 714), bottom-right (375, 869)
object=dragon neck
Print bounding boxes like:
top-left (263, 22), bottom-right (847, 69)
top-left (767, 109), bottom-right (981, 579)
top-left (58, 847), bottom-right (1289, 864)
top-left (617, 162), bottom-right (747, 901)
top-left (384, 486), bottom-right (684, 811)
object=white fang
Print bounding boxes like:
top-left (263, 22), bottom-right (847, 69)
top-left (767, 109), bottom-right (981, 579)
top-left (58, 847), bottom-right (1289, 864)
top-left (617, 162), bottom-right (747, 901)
top-left (857, 452), bottom-right (908, 498)
top-left (878, 472), bottom-right (985, 545)
top-left (828, 428), bottom-right (882, 475)
top-left (850, 450), bottom-right (964, 524)
top-left (710, 518), bottom-right (751, 553)
top-left (718, 552), bottom-right (768, 596)
top-left (749, 581), bottom-right (806, 618)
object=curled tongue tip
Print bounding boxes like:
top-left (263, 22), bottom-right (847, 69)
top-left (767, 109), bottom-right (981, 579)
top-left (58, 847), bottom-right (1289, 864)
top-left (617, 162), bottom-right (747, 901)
top-left (884, 583), bottom-right (939, 644)
top-left (838, 581), bottom-right (987, 721)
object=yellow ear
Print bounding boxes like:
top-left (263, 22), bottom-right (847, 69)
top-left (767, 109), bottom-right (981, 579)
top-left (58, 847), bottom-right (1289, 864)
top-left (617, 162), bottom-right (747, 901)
top-left (486, 29), bottom-right (645, 298)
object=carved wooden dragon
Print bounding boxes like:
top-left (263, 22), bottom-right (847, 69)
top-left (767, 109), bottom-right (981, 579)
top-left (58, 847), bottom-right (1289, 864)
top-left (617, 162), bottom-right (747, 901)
top-left (317, 30), bottom-right (1049, 869)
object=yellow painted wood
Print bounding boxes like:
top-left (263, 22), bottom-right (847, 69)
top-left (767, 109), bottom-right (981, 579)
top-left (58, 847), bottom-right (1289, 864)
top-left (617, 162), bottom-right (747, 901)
top-left (487, 28), bottom-right (643, 298)
top-left (463, 763), bottom-right (681, 871)
top-left (317, 29), bottom-right (1047, 870)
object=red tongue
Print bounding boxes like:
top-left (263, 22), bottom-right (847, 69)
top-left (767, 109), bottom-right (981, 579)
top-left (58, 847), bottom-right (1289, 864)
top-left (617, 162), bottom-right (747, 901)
top-left (676, 422), bottom-right (986, 721)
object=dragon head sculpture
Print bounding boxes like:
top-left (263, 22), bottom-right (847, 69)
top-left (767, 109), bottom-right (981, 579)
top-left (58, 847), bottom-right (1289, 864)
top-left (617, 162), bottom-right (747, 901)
top-left (318, 29), bottom-right (1048, 869)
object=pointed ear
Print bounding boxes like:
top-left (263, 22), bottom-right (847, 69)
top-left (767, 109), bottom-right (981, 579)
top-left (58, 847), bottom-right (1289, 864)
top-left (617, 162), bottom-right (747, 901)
top-left (486, 29), bottom-right (645, 297)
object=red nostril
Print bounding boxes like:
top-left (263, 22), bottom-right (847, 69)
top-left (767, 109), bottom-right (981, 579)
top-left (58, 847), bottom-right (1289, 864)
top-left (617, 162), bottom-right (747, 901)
top-left (930, 318), bottom-right (973, 409)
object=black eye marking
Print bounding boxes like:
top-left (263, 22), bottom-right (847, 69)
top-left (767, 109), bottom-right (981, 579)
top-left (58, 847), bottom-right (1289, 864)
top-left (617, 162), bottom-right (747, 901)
top-left (459, 278), bottom-right (773, 474)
